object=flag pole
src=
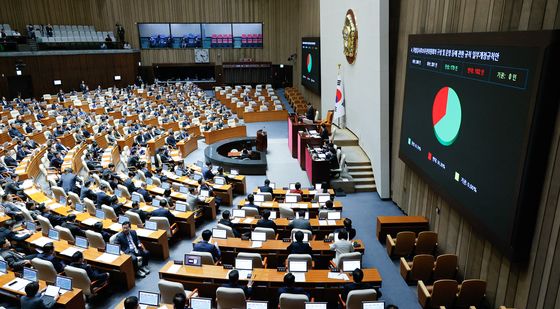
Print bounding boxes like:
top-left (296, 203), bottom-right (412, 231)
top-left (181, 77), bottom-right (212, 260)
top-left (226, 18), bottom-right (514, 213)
top-left (337, 64), bottom-right (341, 129)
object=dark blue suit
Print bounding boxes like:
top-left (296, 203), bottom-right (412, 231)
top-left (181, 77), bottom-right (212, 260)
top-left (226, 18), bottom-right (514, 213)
top-left (192, 240), bottom-right (220, 261)
top-left (37, 253), bottom-right (65, 273)
top-left (150, 207), bottom-right (175, 222)
top-left (115, 230), bottom-right (149, 269)
top-left (136, 188), bottom-right (152, 202)
top-left (221, 282), bottom-right (252, 297)
top-left (278, 286), bottom-right (309, 299)
top-left (58, 173), bottom-right (79, 194)
top-left (286, 241), bottom-right (312, 255)
top-left (20, 295), bottom-right (56, 309)
top-left (258, 185), bottom-right (273, 193)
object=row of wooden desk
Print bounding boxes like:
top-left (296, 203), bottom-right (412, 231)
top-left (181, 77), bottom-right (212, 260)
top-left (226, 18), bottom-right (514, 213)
top-left (203, 125), bottom-right (247, 145)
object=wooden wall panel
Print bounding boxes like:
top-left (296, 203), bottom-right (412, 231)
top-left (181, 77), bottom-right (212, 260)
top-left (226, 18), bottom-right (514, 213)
top-left (0, 52), bottom-right (140, 97)
top-left (390, 0), bottom-right (560, 308)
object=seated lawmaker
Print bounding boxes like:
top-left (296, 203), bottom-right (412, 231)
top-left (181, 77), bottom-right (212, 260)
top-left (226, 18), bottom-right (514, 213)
top-left (289, 182), bottom-right (304, 195)
top-left (123, 171), bottom-right (138, 194)
top-left (221, 269), bottom-right (253, 298)
top-left (329, 229), bottom-right (354, 265)
top-left (1, 238), bottom-right (36, 271)
top-left (21, 281), bottom-right (58, 309)
top-left (70, 251), bottom-right (109, 287)
top-left (150, 199), bottom-right (175, 222)
top-left (165, 129), bottom-right (177, 147)
top-left (115, 221), bottom-right (150, 278)
top-left (287, 231), bottom-right (312, 255)
top-left (136, 182), bottom-right (152, 203)
top-left (192, 229), bottom-right (221, 262)
top-left (288, 210), bottom-right (312, 232)
top-left (61, 214), bottom-right (85, 238)
top-left (342, 268), bottom-right (381, 300)
top-left (256, 210), bottom-right (277, 232)
top-left (37, 243), bottom-right (65, 273)
top-left (218, 210), bottom-right (240, 237)
top-left (278, 272), bottom-right (309, 299)
top-left (259, 179), bottom-right (274, 193)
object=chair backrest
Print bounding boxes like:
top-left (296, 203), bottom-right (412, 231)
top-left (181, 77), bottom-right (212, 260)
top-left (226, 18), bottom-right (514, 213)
top-left (158, 279), bottom-right (186, 304)
top-left (394, 231), bottom-right (416, 257)
top-left (237, 252), bottom-right (264, 268)
top-left (131, 192), bottom-right (145, 202)
top-left (291, 228), bottom-right (312, 240)
top-left (149, 217), bottom-right (172, 237)
top-left (430, 279), bottom-right (459, 308)
top-left (254, 227), bottom-right (275, 240)
top-left (85, 230), bottom-right (106, 250)
top-left (410, 254), bottom-right (435, 282)
top-left (259, 192), bottom-right (273, 201)
top-left (102, 204), bottom-right (118, 221)
top-left (433, 254), bottom-right (458, 281)
top-left (318, 210), bottom-right (329, 220)
top-left (416, 231), bottom-right (438, 255)
top-left (64, 265), bottom-right (92, 296)
top-left (55, 225), bottom-right (75, 243)
top-left (287, 254), bottom-right (313, 269)
top-left (31, 258), bottom-right (58, 283)
top-left (346, 289), bottom-right (377, 309)
top-left (190, 251), bottom-right (215, 265)
top-left (242, 206), bottom-right (259, 217)
top-left (125, 210), bottom-right (144, 226)
top-left (279, 205), bottom-right (294, 218)
top-left (285, 193), bottom-right (302, 202)
top-left (279, 293), bottom-right (309, 309)
top-left (67, 191), bottom-right (81, 205)
top-left (337, 252), bottom-right (362, 269)
top-left (216, 223), bottom-right (235, 237)
top-left (216, 287), bottom-right (246, 309)
top-left (455, 279), bottom-right (487, 308)
top-left (84, 198), bottom-right (96, 216)
top-left (117, 184), bottom-right (131, 199)
top-left (37, 215), bottom-right (54, 235)
top-left (52, 186), bottom-right (67, 201)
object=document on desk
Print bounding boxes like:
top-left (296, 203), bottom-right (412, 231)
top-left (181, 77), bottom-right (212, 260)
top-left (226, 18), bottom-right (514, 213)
top-left (167, 264), bottom-right (181, 274)
top-left (31, 236), bottom-right (53, 247)
top-left (82, 218), bottom-right (100, 226)
top-left (251, 241), bottom-right (262, 248)
top-left (109, 223), bottom-right (122, 230)
top-left (318, 220), bottom-right (327, 226)
top-left (135, 229), bottom-right (153, 237)
top-left (327, 220), bottom-right (336, 226)
top-left (311, 203), bottom-right (320, 208)
top-left (231, 218), bottom-right (241, 224)
top-left (60, 246), bottom-right (84, 257)
top-left (298, 203), bottom-right (308, 209)
top-left (293, 272), bottom-right (306, 282)
top-left (3, 278), bottom-right (30, 291)
top-left (96, 253), bottom-right (119, 263)
top-left (243, 218), bottom-right (254, 224)
top-left (328, 272), bottom-right (350, 281)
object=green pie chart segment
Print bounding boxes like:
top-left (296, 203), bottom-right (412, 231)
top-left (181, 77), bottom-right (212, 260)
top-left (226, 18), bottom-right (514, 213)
top-left (432, 86), bottom-right (461, 146)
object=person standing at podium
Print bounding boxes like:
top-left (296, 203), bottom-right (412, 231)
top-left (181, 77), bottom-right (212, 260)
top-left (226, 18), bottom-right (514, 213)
top-left (306, 103), bottom-right (315, 120)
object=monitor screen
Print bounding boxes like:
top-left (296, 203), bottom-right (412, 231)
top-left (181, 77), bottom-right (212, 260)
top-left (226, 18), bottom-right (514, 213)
top-left (95, 209), bottom-right (105, 220)
top-left (254, 194), bottom-right (265, 202)
top-left (118, 216), bottom-right (128, 224)
top-left (193, 174), bottom-right (202, 181)
top-left (184, 254), bottom-right (202, 266)
top-left (315, 183), bottom-right (322, 191)
top-left (305, 303), bottom-right (327, 309)
top-left (269, 211), bottom-right (277, 219)
top-left (161, 182), bottom-right (171, 190)
top-left (199, 189), bottom-right (210, 198)
top-left (176, 170), bottom-right (183, 177)
top-left (55, 275), bottom-right (72, 290)
top-left (342, 260), bottom-right (362, 272)
top-left (138, 291), bottom-right (159, 306)
top-left (25, 221), bottom-right (36, 232)
top-left (201, 23), bottom-right (232, 49)
top-left (152, 199), bottom-right (161, 207)
top-left (59, 196), bottom-right (66, 205)
top-left (318, 195), bottom-right (331, 203)
top-left (115, 190), bottom-right (122, 198)
top-left (48, 229), bottom-right (59, 240)
top-left (75, 203), bottom-right (84, 212)
top-left (232, 23), bottom-right (263, 49)
top-left (398, 32), bottom-right (560, 259)
top-left (232, 209), bottom-right (246, 218)
top-left (179, 186), bottom-right (189, 194)
top-left (301, 37), bottom-right (321, 94)
top-left (212, 228), bottom-right (227, 239)
top-left (362, 301), bottom-right (385, 309)
top-left (138, 23), bottom-right (172, 49)
top-left (251, 231), bottom-right (266, 242)
top-left (190, 297), bottom-right (212, 309)
top-left (144, 220), bottom-right (158, 231)
top-left (23, 267), bottom-right (37, 282)
top-left (229, 169), bottom-right (239, 175)
top-left (146, 178), bottom-right (153, 185)
top-left (0, 260), bottom-right (6, 274)
top-left (327, 212), bottom-right (341, 220)
top-left (246, 301), bottom-right (268, 309)
top-left (106, 244), bottom-right (120, 255)
top-left (214, 177), bottom-right (226, 185)
top-left (235, 258), bottom-right (253, 270)
top-left (269, 182), bottom-right (276, 189)
top-left (75, 236), bottom-right (88, 249)
top-left (289, 261), bottom-right (308, 273)
top-left (170, 23), bottom-right (202, 49)
top-left (131, 194), bottom-right (140, 202)
top-left (175, 202), bottom-right (187, 212)
top-left (285, 195), bottom-right (298, 203)
top-left (289, 183), bottom-right (296, 190)
top-left (292, 232), bottom-right (309, 243)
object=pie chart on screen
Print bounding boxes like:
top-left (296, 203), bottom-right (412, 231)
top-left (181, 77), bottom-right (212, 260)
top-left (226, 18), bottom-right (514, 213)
top-left (432, 86), bottom-right (462, 146)
top-left (307, 54), bottom-right (312, 73)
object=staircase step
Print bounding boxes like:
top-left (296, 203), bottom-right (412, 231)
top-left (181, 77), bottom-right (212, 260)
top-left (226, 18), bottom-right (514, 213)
top-left (355, 184), bottom-right (377, 192)
top-left (347, 166), bottom-right (372, 172)
top-left (348, 171), bottom-right (374, 178)
top-left (353, 177), bottom-right (376, 185)
top-left (346, 161), bottom-right (372, 167)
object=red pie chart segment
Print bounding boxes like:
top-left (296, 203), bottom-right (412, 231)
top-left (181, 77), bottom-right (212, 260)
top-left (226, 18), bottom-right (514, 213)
top-left (432, 86), bottom-right (449, 125)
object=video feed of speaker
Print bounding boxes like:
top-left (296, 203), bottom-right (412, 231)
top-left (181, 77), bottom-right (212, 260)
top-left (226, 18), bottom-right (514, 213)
top-left (301, 37), bottom-right (321, 94)
top-left (399, 31), bottom-right (560, 260)
top-left (138, 23), bottom-right (171, 49)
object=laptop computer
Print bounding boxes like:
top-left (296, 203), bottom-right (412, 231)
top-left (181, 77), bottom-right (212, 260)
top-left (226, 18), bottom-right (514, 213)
top-left (362, 301), bottom-right (385, 309)
top-left (246, 301), bottom-right (269, 309)
top-left (0, 260), bottom-right (7, 274)
top-left (214, 177), bottom-right (226, 185)
top-left (138, 291), bottom-right (159, 307)
top-left (288, 260), bottom-right (308, 273)
top-left (212, 228), bottom-right (227, 239)
top-left (161, 182), bottom-right (171, 190)
top-left (95, 209), bottom-right (105, 220)
top-left (315, 183), bottom-right (322, 191)
top-left (118, 215), bottom-right (129, 224)
top-left (305, 302), bottom-right (327, 309)
top-left (55, 275), bottom-right (72, 291)
top-left (184, 254), bottom-right (202, 267)
top-left (318, 195), bottom-right (331, 203)
top-left (179, 186), bottom-right (189, 194)
top-left (235, 258), bottom-right (253, 278)
top-left (75, 203), bottom-right (85, 212)
top-left (285, 195), bottom-right (298, 203)
top-left (48, 228), bottom-right (60, 241)
top-left (199, 189), bottom-right (210, 198)
top-left (25, 221), bottom-right (37, 232)
top-left (146, 178), bottom-right (153, 185)
top-left (131, 194), bottom-right (141, 202)
top-left (251, 231), bottom-right (267, 242)
top-left (105, 243), bottom-right (120, 255)
top-left (175, 201), bottom-right (187, 212)
top-left (152, 199), bottom-right (161, 207)
top-left (23, 267), bottom-right (38, 282)
top-left (115, 189), bottom-right (122, 198)
top-left (59, 196), bottom-right (67, 205)
top-left (229, 169), bottom-right (239, 175)
top-left (144, 220), bottom-right (158, 231)
top-left (190, 297), bottom-right (212, 309)
top-left (327, 211), bottom-right (342, 220)
top-left (342, 260), bottom-right (362, 273)
top-left (289, 183), bottom-right (296, 190)
top-left (75, 236), bottom-right (88, 249)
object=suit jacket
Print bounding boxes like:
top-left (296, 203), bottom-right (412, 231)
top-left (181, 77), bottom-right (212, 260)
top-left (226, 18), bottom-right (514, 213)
top-left (192, 240), bottom-right (220, 261)
top-left (150, 207), bottom-right (175, 222)
top-left (306, 106), bottom-right (315, 120)
top-left (256, 218), bottom-right (277, 231)
top-left (37, 253), bottom-right (65, 273)
top-left (61, 221), bottom-right (85, 237)
top-left (287, 241), bottom-right (313, 255)
top-left (58, 173), bottom-right (79, 193)
top-left (278, 286), bottom-right (308, 299)
top-left (96, 191), bottom-right (117, 207)
top-left (203, 169), bottom-right (214, 180)
top-left (115, 230), bottom-right (141, 254)
top-left (80, 187), bottom-right (96, 201)
top-left (218, 219), bottom-right (240, 237)
top-left (4, 156), bottom-right (17, 167)
top-left (1, 248), bottom-right (28, 271)
top-left (123, 178), bottom-right (137, 194)
top-left (136, 188), bottom-right (152, 202)
top-left (50, 157), bottom-right (63, 169)
top-left (130, 208), bottom-right (148, 222)
top-left (258, 185), bottom-right (273, 193)
top-left (69, 262), bottom-right (108, 282)
top-left (20, 295), bottom-right (56, 309)
top-left (221, 282), bottom-right (252, 297)
top-left (342, 282), bottom-right (375, 300)
top-left (288, 218), bottom-right (312, 231)
top-left (166, 136), bottom-right (177, 147)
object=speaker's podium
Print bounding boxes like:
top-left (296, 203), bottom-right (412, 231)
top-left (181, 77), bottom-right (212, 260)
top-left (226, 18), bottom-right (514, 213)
top-left (256, 129), bottom-right (267, 152)
top-left (288, 114), bottom-right (318, 158)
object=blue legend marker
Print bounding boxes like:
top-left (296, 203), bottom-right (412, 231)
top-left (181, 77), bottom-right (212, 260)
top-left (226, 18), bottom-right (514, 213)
top-left (408, 138), bottom-right (411, 145)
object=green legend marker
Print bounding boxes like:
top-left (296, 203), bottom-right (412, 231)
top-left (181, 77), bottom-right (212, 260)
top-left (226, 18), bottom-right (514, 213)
top-left (408, 138), bottom-right (411, 145)
top-left (455, 172), bottom-right (460, 181)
